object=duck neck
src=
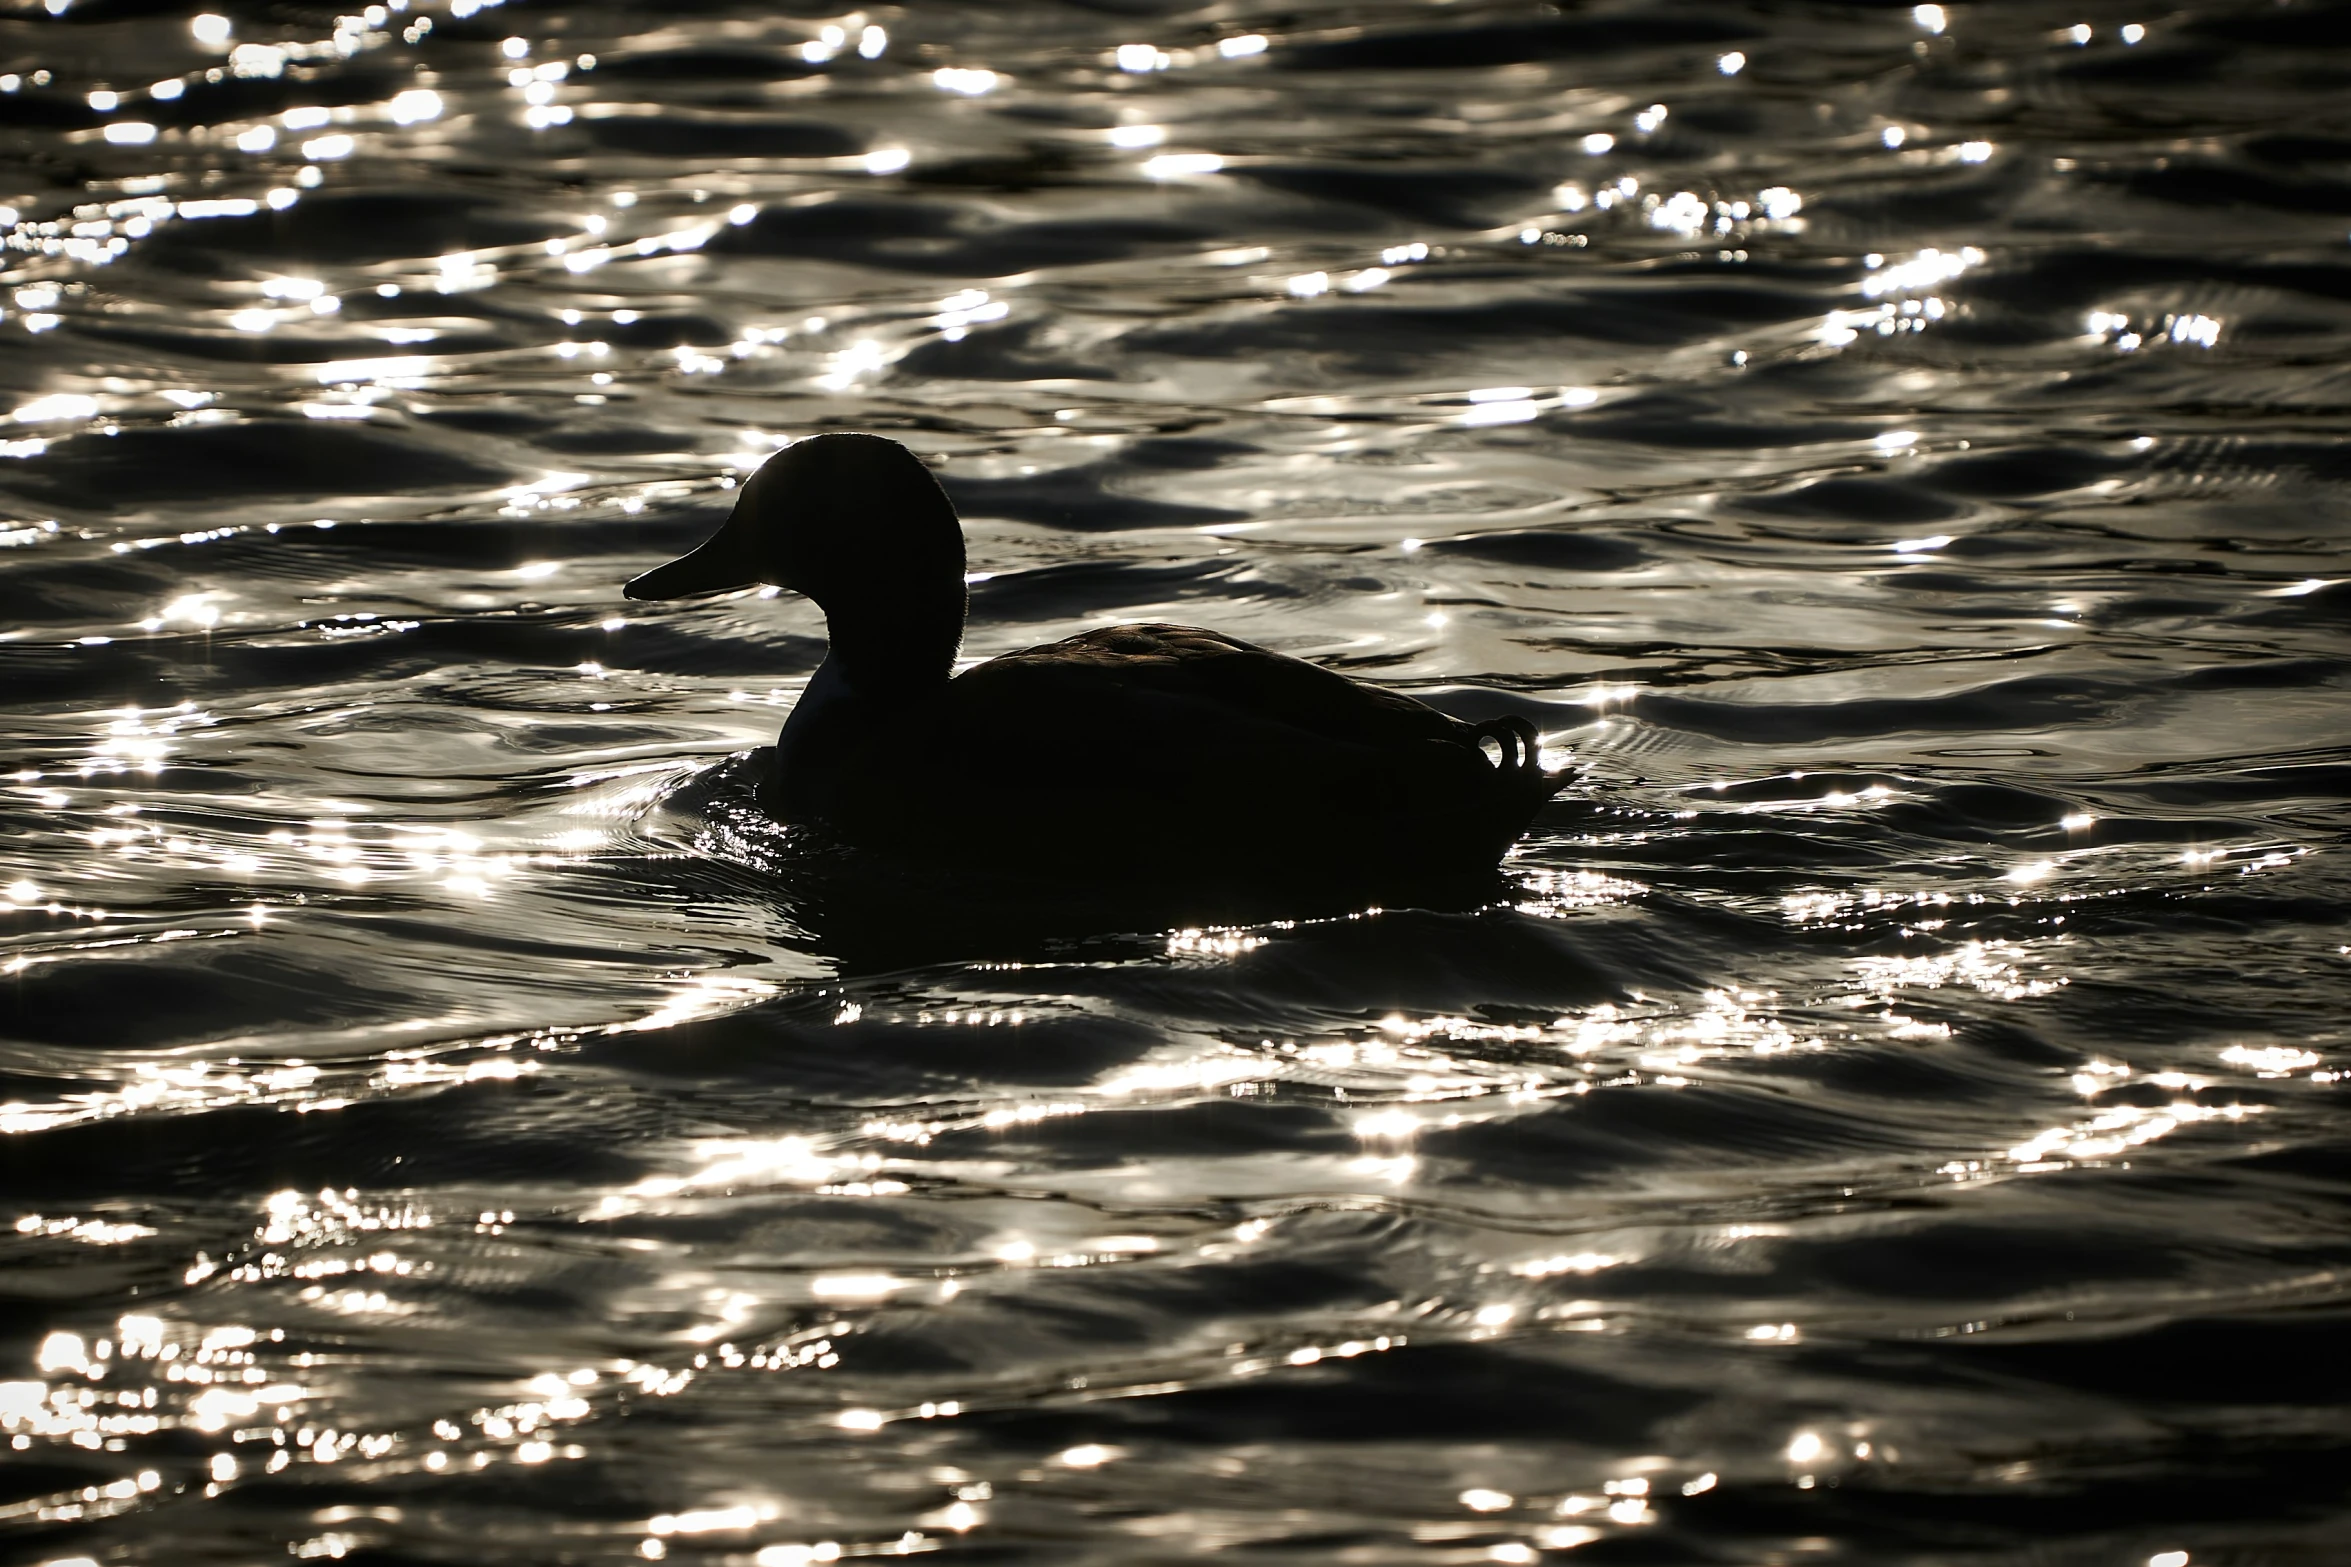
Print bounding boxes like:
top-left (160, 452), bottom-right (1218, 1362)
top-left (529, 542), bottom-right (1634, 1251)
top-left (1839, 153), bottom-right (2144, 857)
top-left (771, 577), bottom-right (961, 816)
top-left (805, 569), bottom-right (965, 702)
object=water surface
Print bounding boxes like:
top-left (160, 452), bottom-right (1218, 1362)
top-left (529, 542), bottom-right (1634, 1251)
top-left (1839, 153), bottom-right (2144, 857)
top-left (3, 2), bottom-right (2349, 1562)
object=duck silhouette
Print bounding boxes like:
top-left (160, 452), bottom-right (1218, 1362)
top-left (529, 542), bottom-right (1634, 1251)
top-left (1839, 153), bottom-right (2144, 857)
top-left (627, 433), bottom-right (1569, 920)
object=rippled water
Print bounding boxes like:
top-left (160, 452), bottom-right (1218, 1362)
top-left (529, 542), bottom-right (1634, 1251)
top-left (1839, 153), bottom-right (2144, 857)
top-left (4, 1), bottom-right (2349, 1562)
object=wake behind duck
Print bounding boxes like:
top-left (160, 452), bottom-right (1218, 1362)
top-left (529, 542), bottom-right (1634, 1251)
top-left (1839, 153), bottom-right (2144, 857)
top-left (627, 433), bottom-right (1571, 928)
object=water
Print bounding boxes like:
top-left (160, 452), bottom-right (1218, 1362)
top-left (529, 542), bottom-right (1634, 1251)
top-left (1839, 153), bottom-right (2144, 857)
top-left (3, 0), bottom-right (2348, 1561)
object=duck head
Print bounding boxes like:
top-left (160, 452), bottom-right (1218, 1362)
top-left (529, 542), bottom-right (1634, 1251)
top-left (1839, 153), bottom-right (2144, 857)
top-left (626, 432), bottom-right (968, 693)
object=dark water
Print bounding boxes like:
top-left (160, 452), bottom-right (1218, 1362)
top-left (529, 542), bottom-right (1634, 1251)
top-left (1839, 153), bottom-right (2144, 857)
top-left (4, 1), bottom-right (2349, 1562)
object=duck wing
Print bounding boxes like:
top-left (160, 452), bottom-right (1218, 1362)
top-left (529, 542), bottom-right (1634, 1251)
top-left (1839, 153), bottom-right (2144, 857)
top-left (807, 623), bottom-right (1565, 897)
top-left (968, 623), bottom-right (1466, 750)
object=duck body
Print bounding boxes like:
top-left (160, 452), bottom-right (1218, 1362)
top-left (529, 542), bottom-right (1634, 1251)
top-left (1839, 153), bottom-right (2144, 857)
top-left (773, 620), bottom-right (1558, 907)
top-left (629, 434), bottom-right (1568, 917)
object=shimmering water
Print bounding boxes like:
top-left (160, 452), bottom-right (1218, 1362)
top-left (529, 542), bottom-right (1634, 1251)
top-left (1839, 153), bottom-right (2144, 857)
top-left (4, 1), bottom-right (2349, 1562)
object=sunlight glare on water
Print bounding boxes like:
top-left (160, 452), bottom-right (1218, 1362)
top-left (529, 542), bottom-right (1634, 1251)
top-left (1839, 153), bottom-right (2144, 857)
top-left (2, 0), bottom-right (2349, 1563)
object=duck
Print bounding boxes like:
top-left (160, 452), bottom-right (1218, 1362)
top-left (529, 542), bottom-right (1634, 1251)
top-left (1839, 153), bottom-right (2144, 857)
top-left (627, 432), bottom-right (1569, 918)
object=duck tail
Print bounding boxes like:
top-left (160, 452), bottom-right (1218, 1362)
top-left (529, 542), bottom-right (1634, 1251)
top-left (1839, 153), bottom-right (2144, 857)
top-left (1471, 715), bottom-right (1574, 811)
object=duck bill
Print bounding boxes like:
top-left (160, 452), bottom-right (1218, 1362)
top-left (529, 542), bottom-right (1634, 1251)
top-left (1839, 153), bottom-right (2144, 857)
top-left (623, 525), bottom-right (769, 600)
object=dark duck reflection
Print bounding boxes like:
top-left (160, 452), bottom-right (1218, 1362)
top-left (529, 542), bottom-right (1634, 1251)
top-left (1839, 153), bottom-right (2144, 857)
top-left (628, 433), bottom-right (1569, 938)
